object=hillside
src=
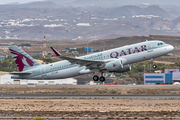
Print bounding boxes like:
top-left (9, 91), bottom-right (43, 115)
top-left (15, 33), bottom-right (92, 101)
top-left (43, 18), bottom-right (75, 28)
top-left (0, 3), bottom-right (179, 40)
top-left (0, 35), bottom-right (179, 57)
top-left (43, 35), bottom-right (180, 50)
top-left (109, 5), bottom-right (142, 17)
top-left (47, 0), bottom-right (180, 7)
top-left (140, 5), bottom-right (177, 19)
top-left (172, 16), bottom-right (180, 25)
top-left (47, 0), bottom-right (76, 4)
top-left (89, 35), bottom-right (180, 49)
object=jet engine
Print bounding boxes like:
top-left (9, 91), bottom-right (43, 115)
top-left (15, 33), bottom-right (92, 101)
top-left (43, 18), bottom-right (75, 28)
top-left (105, 58), bottom-right (130, 73)
top-left (116, 64), bottom-right (131, 73)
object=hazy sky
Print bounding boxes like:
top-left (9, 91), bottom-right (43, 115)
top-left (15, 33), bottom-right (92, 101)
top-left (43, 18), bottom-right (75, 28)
top-left (0, 0), bottom-right (45, 4)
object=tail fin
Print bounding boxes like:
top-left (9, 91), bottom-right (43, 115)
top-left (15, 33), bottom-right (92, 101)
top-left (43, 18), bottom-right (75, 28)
top-left (9, 45), bottom-right (41, 72)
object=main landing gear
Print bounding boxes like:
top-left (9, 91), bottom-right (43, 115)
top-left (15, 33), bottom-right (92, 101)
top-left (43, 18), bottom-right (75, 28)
top-left (99, 76), bottom-right (105, 82)
top-left (151, 58), bottom-right (157, 69)
top-left (93, 75), bottom-right (99, 81)
top-left (93, 72), bottom-right (105, 82)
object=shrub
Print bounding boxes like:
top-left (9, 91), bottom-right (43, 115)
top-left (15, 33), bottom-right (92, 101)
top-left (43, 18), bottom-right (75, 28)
top-left (32, 117), bottom-right (45, 120)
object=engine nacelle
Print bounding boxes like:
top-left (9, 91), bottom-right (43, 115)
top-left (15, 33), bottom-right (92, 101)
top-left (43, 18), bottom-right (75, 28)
top-left (105, 58), bottom-right (128, 72)
top-left (116, 64), bottom-right (131, 73)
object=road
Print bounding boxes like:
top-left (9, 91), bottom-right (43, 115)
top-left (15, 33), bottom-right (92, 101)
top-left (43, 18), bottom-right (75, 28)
top-left (1, 94), bottom-right (180, 99)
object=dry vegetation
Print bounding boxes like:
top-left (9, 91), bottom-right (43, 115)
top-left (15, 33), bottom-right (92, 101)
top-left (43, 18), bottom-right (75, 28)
top-left (1, 85), bottom-right (180, 95)
top-left (3, 35), bottom-right (180, 51)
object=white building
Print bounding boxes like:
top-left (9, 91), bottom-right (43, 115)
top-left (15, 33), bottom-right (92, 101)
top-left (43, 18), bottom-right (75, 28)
top-left (0, 74), bottom-right (14, 84)
top-left (0, 74), bottom-right (77, 85)
top-left (76, 23), bottom-right (91, 26)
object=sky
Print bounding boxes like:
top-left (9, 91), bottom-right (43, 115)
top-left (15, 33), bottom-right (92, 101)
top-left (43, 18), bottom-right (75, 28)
top-left (0, 0), bottom-right (45, 4)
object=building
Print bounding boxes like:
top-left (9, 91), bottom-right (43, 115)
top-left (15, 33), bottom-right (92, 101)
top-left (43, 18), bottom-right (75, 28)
top-left (144, 69), bottom-right (179, 85)
top-left (76, 23), bottom-right (91, 26)
top-left (27, 78), bottom-right (77, 85)
top-left (0, 74), bottom-right (14, 84)
top-left (0, 74), bottom-right (77, 85)
top-left (0, 56), bottom-right (4, 60)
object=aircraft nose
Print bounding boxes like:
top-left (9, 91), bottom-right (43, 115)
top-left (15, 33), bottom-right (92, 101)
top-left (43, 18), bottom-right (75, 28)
top-left (169, 45), bottom-right (174, 51)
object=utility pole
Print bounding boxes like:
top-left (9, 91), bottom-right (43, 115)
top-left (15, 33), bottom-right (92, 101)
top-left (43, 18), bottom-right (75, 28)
top-left (87, 40), bottom-right (88, 54)
top-left (60, 40), bottom-right (61, 52)
top-left (43, 36), bottom-right (47, 64)
top-left (101, 41), bottom-right (106, 51)
top-left (43, 35), bottom-right (47, 57)
top-left (143, 65), bottom-right (145, 73)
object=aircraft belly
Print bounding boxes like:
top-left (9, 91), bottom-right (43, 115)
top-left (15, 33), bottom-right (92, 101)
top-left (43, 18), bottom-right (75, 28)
top-left (44, 66), bottom-right (83, 79)
top-left (27, 75), bottom-right (46, 80)
top-left (59, 66), bottom-right (83, 78)
top-left (123, 52), bottom-right (148, 64)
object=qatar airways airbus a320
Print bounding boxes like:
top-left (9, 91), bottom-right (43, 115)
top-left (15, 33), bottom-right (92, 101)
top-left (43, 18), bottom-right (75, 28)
top-left (9, 40), bottom-right (174, 82)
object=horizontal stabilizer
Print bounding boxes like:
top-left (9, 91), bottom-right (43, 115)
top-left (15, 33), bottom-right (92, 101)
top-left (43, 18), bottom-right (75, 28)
top-left (10, 72), bottom-right (32, 76)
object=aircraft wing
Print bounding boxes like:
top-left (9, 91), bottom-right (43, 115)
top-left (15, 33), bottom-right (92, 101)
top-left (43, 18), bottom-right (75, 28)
top-left (51, 47), bottom-right (106, 69)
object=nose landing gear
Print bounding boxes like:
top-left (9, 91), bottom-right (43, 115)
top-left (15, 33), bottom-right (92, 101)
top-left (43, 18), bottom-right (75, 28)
top-left (153, 64), bottom-right (157, 69)
top-left (151, 58), bottom-right (157, 69)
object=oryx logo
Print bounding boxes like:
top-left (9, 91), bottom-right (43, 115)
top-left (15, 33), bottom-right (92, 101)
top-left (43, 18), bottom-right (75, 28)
top-left (9, 49), bottom-right (34, 72)
top-left (110, 52), bottom-right (118, 59)
top-left (112, 63), bottom-right (116, 69)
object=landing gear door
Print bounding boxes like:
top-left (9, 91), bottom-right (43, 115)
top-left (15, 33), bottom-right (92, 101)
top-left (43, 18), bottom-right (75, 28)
top-left (146, 41), bottom-right (153, 52)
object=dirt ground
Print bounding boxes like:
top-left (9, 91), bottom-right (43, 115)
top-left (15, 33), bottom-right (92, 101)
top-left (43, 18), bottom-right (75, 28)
top-left (1, 85), bottom-right (180, 95)
top-left (0, 98), bottom-right (180, 118)
top-left (0, 85), bottom-right (180, 119)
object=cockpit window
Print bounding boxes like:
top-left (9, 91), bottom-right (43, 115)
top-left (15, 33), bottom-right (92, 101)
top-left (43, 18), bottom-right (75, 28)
top-left (158, 43), bottom-right (164, 46)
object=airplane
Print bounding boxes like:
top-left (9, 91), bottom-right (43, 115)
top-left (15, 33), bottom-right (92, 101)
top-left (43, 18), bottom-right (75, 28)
top-left (9, 40), bottom-right (174, 82)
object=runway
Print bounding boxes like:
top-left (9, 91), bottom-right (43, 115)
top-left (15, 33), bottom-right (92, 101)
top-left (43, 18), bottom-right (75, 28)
top-left (0, 117), bottom-right (180, 119)
top-left (1, 94), bottom-right (180, 99)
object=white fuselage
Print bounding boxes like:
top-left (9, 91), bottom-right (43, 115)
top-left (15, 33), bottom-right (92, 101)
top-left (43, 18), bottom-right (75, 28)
top-left (13, 40), bottom-right (174, 80)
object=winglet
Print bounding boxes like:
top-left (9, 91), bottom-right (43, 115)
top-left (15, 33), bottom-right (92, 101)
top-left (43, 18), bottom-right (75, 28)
top-left (50, 47), bottom-right (61, 56)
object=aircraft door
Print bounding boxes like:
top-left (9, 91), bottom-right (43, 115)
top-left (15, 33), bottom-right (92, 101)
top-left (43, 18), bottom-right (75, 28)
top-left (40, 66), bottom-right (47, 78)
top-left (146, 41), bottom-right (153, 52)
